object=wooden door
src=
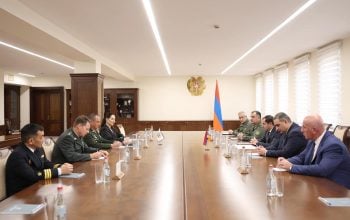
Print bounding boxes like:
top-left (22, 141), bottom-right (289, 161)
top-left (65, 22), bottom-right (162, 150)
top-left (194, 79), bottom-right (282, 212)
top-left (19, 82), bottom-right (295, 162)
top-left (30, 87), bottom-right (64, 136)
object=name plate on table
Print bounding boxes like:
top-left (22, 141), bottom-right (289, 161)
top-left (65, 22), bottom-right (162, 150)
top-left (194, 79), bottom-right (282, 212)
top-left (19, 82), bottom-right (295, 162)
top-left (112, 160), bottom-right (124, 180)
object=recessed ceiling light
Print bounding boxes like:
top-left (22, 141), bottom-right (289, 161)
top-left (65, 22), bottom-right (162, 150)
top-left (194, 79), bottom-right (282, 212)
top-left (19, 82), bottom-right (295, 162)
top-left (0, 40), bottom-right (75, 70)
top-left (142, 0), bottom-right (171, 75)
top-left (221, 0), bottom-right (318, 74)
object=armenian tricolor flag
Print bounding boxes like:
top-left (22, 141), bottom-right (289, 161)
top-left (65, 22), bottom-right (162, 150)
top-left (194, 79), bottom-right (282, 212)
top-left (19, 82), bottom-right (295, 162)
top-left (213, 80), bottom-right (223, 131)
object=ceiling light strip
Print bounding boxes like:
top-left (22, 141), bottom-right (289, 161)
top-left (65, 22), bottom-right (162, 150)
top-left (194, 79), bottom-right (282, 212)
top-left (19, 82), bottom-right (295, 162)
top-left (221, 0), bottom-right (317, 75)
top-left (18, 72), bottom-right (36, 78)
top-left (142, 0), bottom-right (172, 75)
top-left (0, 40), bottom-right (75, 70)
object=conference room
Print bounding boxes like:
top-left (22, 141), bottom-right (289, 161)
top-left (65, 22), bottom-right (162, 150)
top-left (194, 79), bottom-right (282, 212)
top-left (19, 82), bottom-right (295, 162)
top-left (1, 0), bottom-right (350, 219)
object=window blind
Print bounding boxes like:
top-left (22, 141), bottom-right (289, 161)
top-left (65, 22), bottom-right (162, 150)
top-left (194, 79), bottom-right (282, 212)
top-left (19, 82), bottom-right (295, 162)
top-left (275, 64), bottom-right (288, 113)
top-left (255, 74), bottom-right (263, 112)
top-left (294, 55), bottom-right (310, 124)
top-left (264, 70), bottom-right (274, 115)
top-left (317, 42), bottom-right (342, 125)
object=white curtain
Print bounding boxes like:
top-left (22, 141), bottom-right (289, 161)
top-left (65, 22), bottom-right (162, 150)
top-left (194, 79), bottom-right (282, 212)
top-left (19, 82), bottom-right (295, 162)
top-left (255, 74), bottom-right (263, 112)
top-left (275, 64), bottom-right (288, 113)
top-left (264, 69), bottom-right (274, 115)
top-left (317, 41), bottom-right (342, 125)
top-left (294, 55), bottom-right (310, 124)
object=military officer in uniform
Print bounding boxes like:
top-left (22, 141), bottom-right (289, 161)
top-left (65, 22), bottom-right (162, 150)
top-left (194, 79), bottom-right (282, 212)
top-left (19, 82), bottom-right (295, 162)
top-left (5, 123), bottom-right (73, 197)
top-left (229, 111), bottom-right (251, 137)
top-left (84, 113), bottom-right (122, 149)
top-left (240, 111), bottom-right (265, 141)
top-left (52, 115), bottom-right (109, 164)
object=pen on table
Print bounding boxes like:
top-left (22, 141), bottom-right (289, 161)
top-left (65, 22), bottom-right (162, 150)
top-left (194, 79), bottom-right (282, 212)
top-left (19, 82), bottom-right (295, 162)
top-left (318, 196), bottom-right (332, 206)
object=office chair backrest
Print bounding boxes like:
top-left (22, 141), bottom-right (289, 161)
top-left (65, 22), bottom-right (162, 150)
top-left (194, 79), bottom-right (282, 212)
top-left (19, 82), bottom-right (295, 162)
top-left (42, 137), bottom-right (56, 161)
top-left (117, 124), bottom-right (126, 136)
top-left (0, 148), bottom-right (11, 200)
top-left (323, 123), bottom-right (332, 131)
top-left (333, 125), bottom-right (350, 144)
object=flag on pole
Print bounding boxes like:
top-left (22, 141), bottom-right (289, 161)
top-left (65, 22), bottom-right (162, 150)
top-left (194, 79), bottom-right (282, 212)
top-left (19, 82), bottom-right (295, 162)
top-left (203, 130), bottom-right (208, 146)
top-left (213, 80), bottom-right (223, 131)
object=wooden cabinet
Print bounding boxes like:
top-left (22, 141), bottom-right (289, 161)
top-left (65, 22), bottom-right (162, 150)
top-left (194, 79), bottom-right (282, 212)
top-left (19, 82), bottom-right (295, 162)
top-left (104, 89), bottom-right (138, 133)
top-left (4, 85), bottom-right (20, 132)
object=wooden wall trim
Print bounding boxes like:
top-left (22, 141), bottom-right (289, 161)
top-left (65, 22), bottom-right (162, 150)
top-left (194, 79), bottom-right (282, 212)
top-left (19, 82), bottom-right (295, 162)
top-left (123, 120), bottom-right (240, 133)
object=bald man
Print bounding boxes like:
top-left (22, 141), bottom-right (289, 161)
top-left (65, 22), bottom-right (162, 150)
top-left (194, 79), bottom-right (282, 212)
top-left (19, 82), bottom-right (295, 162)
top-left (278, 115), bottom-right (350, 189)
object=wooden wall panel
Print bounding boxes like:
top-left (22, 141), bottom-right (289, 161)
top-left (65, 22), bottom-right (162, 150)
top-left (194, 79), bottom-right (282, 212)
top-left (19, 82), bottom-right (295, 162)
top-left (123, 120), bottom-right (241, 134)
top-left (0, 125), bottom-right (5, 135)
top-left (70, 73), bottom-right (104, 122)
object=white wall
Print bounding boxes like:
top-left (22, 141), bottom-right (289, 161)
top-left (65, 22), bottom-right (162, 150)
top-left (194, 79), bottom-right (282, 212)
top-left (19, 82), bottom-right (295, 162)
top-left (105, 76), bottom-right (255, 120)
top-left (31, 76), bottom-right (71, 88)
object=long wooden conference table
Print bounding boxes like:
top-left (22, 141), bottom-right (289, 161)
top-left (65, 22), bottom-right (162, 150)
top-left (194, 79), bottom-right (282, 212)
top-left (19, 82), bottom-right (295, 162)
top-left (0, 131), bottom-right (349, 220)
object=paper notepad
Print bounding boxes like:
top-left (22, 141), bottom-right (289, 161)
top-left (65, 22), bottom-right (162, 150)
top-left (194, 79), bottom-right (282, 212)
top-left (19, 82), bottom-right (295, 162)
top-left (60, 172), bottom-right (85, 179)
top-left (235, 144), bottom-right (256, 150)
top-left (0, 203), bottom-right (45, 215)
top-left (318, 197), bottom-right (350, 206)
top-left (92, 156), bottom-right (105, 160)
top-left (273, 167), bottom-right (288, 172)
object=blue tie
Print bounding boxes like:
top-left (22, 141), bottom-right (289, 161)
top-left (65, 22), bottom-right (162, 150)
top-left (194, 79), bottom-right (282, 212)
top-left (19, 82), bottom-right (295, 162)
top-left (309, 142), bottom-right (316, 164)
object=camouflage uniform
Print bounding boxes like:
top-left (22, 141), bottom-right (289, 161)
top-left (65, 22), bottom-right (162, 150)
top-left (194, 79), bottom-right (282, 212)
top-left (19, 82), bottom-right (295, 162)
top-left (242, 123), bottom-right (265, 141)
top-left (233, 119), bottom-right (251, 136)
top-left (84, 129), bottom-right (113, 149)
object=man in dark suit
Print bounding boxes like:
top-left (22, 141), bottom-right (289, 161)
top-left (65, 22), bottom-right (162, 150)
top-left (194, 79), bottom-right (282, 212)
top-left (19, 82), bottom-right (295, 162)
top-left (5, 123), bottom-right (73, 197)
top-left (251, 115), bottom-right (281, 149)
top-left (257, 112), bottom-right (307, 158)
top-left (277, 115), bottom-right (350, 189)
top-left (84, 113), bottom-right (121, 149)
top-left (52, 115), bottom-right (109, 164)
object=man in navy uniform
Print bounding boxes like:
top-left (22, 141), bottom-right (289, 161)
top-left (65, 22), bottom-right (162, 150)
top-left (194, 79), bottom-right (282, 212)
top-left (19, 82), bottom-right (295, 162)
top-left (52, 115), bottom-right (108, 164)
top-left (278, 115), bottom-right (350, 189)
top-left (6, 123), bottom-right (73, 197)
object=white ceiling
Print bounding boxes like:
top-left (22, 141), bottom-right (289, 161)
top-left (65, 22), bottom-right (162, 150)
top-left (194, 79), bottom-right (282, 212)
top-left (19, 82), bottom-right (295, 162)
top-left (1, 0), bottom-right (350, 80)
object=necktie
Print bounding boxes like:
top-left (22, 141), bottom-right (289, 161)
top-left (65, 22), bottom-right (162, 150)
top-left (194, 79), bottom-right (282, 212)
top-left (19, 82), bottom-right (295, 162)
top-left (310, 142), bottom-right (317, 163)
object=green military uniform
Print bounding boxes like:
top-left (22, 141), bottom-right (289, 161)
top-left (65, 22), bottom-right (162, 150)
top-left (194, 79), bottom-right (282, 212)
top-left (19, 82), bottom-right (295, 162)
top-left (233, 119), bottom-right (251, 136)
top-left (84, 129), bottom-right (113, 149)
top-left (242, 123), bottom-right (265, 141)
top-left (52, 128), bottom-right (98, 164)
